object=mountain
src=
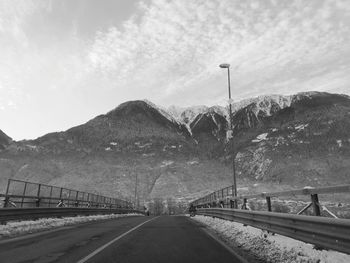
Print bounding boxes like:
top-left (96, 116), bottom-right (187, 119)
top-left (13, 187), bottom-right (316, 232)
top-left (190, 110), bottom-right (228, 158)
top-left (0, 100), bottom-right (203, 201)
top-left (0, 92), bottom-right (349, 203)
top-left (32, 100), bottom-right (191, 153)
top-left (233, 92), bottom-right (350, 189)
top-left (0, 130), bottom-right (11, 150)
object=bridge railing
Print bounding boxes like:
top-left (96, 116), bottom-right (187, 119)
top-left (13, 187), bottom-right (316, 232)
top-left (192, 184), bottom-right (350, 255)
top-left (0, 179), bottom-right (133, 209)
top-left (192, 184), bottom-right (350, 218)
top-left (196, 208), bottom-right (350, 255)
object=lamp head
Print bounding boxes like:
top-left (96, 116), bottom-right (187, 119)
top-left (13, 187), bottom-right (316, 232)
top-left (219, 63), bottom-right (230, 68)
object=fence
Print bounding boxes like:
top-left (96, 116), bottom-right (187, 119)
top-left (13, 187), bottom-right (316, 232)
top-left (192, 184), bottom-right (350, 218)
top-left (1, 179), bottom-right (133, 209)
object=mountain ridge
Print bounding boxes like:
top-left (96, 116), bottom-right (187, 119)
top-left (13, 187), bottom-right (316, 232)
top-left (1, 91), bottom-right (349, 202)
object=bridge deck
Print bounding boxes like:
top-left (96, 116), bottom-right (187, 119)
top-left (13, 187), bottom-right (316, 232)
top-left (0, 216), bottom-right (245, 263)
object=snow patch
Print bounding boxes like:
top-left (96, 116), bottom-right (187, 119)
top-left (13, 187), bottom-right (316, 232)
top-left (192, 215), bottom-right (350, 263)
top-left (295, 123), bottom-right (309, 131)
top-left (25, 144), bottom-right (38, 150)
top-left (160, 160), bottom-right (174, 167)
top-left (185, 123), bottom-right (192, 136)
top-left (187, 160), bottom-right (199, 165)
top-left (143, 99), bottom-right (180, 125)
top-left (336, 140), bottom-right (342, 147)
top-left (0, 213), bottom-right (143, 239)
top-left (142, 153), bottom-right (155, 157)
top-left (252, 133), bottom-right (268, 143)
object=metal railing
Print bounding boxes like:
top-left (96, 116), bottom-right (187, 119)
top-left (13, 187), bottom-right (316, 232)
top-left (196, 208), bottom-right (350, 255)
top-left (192, 184), bottom-right (350, 217)
top-left (1, 179), bottom-right (133, 209)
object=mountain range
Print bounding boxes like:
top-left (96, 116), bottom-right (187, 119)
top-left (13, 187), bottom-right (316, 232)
top-left (0, 91), bottom-right (349, 203)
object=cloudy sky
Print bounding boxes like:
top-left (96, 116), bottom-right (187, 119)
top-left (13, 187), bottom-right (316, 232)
top-left (0, 0), bottom-right (349, 140)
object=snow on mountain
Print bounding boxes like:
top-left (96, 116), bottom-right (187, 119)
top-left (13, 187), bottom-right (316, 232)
top-left (1, 91), bottom-right (349, 202)
top-left (230, 94), bottom-right (292, 118)
top-left (143, 100), bottom-right (182, 126)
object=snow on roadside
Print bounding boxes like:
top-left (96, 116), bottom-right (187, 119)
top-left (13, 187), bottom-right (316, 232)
top-left (192, 215), bottom-right (350, 263)
top-left (0, 213), bottom-right (143, 239)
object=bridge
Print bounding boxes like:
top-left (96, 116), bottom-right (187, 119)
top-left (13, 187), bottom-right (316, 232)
top-left (0, 178), bottom-right (350, 262)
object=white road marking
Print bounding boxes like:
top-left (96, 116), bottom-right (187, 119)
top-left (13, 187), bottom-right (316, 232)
top-left (77, 217), bottom-right (158, 263)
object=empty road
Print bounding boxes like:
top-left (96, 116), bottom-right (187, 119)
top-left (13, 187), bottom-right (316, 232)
top-left (0, 215), bottom-right (245, 263)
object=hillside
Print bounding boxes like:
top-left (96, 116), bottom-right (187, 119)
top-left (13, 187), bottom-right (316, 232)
top-left (0, 92), bottom-right (349, 203)
top-left (0, 130), bottom-right (11, 150)
top-left (233, 92), bottom-right (350, 190)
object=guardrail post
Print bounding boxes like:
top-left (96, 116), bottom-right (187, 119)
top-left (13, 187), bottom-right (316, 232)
top-left (36, 184), bottom-right (41, 207)
top-left (3, 196), bottom-right (9, 208)
top-left (59, 187), bottom-right (63, 199)
top-left (68, 190), bottom-right (71, 207)
top-left (3, 179), bottom-right (11, 208)
top-left (48, 186), bottom-right (53, 208)
top-left (266, 196), bottom-right (272, 212)
top-left (75, 191), bottom-right (79, 207)
top-left (311, 194), bottom-right (321, 216)
top-left (21, 182), bottom-right (27, 208)
top-left (241, 198), bottom-right (247, 210)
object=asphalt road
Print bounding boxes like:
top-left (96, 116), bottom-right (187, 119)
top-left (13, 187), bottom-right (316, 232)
top-left (0, 215), bottom-right (245, 263)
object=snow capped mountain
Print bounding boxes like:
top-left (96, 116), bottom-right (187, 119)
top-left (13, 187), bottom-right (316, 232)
top-left (231, 94), bottom-right (291, 115)
top-left (1, 91), bottom-right (349, 201)
top-left (167, 105), bottom-right (208, 124)
top-left (143, 100), bottom-right (182, 126)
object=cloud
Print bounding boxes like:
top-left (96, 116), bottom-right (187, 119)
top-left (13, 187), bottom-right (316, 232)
top-left (88, 0), bottom-right (350, 105)
top-left (0, 0), bottom-right (349, 139)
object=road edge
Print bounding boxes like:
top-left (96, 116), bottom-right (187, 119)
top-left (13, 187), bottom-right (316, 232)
top-left (187, 216), bottom-right (250, 263)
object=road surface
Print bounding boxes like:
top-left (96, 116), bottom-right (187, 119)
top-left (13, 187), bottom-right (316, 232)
top-left (0, 215), bottom-right (245, 263)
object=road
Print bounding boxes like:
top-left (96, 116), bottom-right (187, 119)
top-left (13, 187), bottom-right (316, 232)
top-left (0, 215), bottom-right (245, 263)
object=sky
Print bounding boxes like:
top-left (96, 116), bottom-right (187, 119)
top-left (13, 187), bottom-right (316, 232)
top-left (0, 0), bottom-right (349, 140)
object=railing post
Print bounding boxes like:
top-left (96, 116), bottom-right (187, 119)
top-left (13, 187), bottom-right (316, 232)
top-left (48, 186), bottom-right (53, 208)
top-left (21, 182), bottom-right (28, 208)
top-left (36, 184), bottom-right (41, 207)
top-left (242, 198), bottom-right (247, 210)
top-left (3, 179), bottom-right (11, 208)
top-left (266, 196), bottom-right (272, 212)
top-left (75, 191), bottom-right (79, 207)
top-left (68, 189), bottom-right (71, 207)
top-left (311, 194), bottom-right (321, 216)
top-left (58, 187), bottom-right (63, 207)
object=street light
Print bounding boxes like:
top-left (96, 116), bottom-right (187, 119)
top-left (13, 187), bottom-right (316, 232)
top-left (219, 63), bottom-right (238, 208)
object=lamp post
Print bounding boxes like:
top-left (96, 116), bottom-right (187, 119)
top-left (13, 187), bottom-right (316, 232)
top-left (219, 63), bottom-right (238, 208)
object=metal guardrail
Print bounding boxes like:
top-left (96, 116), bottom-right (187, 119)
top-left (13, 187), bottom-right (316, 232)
top-left (196, 208), bottom-right (350, 255)
top-left (192, 185), bottom-right (350, 207)
top-left (191, 184), bottom-right (350, 217)
top-left (0, 207), bottom-right (142, 224)
top-left (1, 179), bottom-right (133, 209)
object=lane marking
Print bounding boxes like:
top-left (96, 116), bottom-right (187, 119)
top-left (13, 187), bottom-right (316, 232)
top-left (77, 217), bottom-right (159, 263)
